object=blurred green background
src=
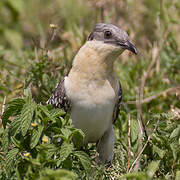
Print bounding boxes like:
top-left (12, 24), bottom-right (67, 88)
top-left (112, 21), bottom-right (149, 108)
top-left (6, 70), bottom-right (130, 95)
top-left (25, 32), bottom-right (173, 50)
top-left (0, 0), bottom-right (180, 179)
top-left (0, 0), bottom-right (180, 104)
top-left (0, 0), bottom-right (180, 103)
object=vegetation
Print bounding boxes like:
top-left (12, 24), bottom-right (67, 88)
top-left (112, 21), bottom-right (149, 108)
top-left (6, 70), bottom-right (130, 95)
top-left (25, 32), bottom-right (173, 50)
top-left (0, 0), bottom-right (180, 179)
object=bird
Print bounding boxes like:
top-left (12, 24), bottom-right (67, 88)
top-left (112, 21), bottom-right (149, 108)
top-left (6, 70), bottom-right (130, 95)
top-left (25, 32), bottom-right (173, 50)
top-left (47, 23), bottom-right (137, 165)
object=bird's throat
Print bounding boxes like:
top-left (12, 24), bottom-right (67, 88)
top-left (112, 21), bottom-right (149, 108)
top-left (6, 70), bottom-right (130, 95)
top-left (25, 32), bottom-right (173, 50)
top-left (70, 41), bottom-right (117, 80)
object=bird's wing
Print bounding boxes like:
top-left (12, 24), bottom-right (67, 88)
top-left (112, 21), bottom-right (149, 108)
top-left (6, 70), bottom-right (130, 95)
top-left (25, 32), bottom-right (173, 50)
top-left (112, 81), bottom-right (122, 124)
top-left (47, 77), bottom-right (71, 112)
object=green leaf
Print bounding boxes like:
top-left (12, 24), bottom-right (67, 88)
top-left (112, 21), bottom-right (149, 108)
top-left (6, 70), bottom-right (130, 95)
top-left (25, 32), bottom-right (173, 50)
top-left (30, 125), bottom-right (44, 149)
top-left (130, 119), bottom-right (138, 143)
top-left (5, 148), bottom-right (19, 172)
top-left (11, 136), bottom-right (21, 148)
top-left (170, 125), bottom-right (180, 139)
top-left (49, 127), bottom-right (61, 134)
top-left (39, 169), bottom-right (78, 180)
top-left (73, 151), bottom-right (91, 172)
top-left (36, 144), bottom-right (58, 159)
top-left (175, 171), bottom-right (180, 180)
top-left (49, 108), bottom-right (66, 118)
top-left (27, 158), bottom-right (41, 166)
top-left (153, 145), bottom-right (165, 158)
top-left (118, 172), bottom-right (147, 180)
top-left (21, 101), bottom-right (35, 136)
top-left (57, 142), bottom-right (74, 166)
top-left (9, 115), bottom-right (21, 136)
top-left (61, 128), bottom-right (72, 142)
top-left (147, 161), bottom-right (160, 178)
top-left (70, 129), bottom-right (84, 149)
top-left (170, 142), bottom-right (179, 160)
top-left (61, 114), bottom-right (71, 127)
top-left (38, 105), bottom-right (52, 120)
top-left (2, 98), bottom-right (25, 128)
top-left (2, 128), bottom-right (9, 154)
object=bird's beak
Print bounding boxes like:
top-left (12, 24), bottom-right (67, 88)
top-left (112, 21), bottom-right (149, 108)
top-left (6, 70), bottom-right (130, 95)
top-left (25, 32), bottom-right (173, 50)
top-left (117, 40), bottom-right (138, 54)
top-left (124, 40), bottom-right (138, 54)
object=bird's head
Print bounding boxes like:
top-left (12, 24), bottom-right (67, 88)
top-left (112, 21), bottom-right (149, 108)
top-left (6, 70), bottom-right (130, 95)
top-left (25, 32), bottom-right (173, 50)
top-left (87, 23), bottom-right (137, 58)
top-left (72, 23), bottom-right (137, 75)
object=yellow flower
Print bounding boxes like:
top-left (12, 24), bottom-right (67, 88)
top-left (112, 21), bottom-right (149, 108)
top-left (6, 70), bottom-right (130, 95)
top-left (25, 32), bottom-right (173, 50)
top-left (31, 123), bottom-right (37, 127)
top-left (24, 152), bottom-right (30, 157)
top-left (42, 136), bottom-right (48, 143)
top-left (50, 24), bottom-right (57, 29)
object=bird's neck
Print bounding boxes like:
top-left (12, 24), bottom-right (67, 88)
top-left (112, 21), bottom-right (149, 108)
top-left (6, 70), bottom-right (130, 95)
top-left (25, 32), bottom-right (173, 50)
top-left (69, 41), bottom-right (118, 80)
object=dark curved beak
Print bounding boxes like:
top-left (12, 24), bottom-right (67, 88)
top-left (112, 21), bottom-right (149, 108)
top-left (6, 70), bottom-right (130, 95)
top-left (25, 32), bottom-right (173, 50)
top-left (124, 40), bottom-right (138, 54)
top-left (117, 40), bottom-right (138, 54)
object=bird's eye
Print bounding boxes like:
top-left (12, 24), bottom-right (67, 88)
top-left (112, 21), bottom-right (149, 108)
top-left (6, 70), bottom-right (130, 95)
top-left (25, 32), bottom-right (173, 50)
top-left (104, 31), bottom-right (112, 39)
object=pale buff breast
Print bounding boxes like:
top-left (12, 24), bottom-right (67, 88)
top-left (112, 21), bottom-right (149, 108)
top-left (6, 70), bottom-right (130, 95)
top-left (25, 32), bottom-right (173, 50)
top-left (64, 76), bottom-right (116, 143)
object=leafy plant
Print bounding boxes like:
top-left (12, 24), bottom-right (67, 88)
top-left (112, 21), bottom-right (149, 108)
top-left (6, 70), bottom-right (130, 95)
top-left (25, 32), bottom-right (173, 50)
top-left (0, 90), bottom-right (91, 179)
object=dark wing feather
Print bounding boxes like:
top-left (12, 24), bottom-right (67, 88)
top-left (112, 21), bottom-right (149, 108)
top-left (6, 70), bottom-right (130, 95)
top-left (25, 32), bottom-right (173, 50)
top-left (47, 77), bottom-right (71, 112)
top-left (113, 81), bottom-right (122, 124)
